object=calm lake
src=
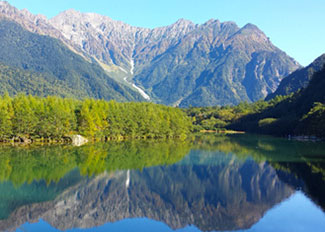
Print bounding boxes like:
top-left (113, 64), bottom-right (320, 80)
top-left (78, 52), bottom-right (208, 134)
top-left (0, 134), bottom-right (325, 232)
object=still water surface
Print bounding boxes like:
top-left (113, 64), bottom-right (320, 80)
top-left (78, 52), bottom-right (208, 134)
top-left (0, 134), bottom-right (325, 232)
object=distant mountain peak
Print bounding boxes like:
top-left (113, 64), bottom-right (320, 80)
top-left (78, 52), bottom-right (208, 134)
top-left (54, 8), bottom-right (114, 22)
top-left (238, 23), bottom-right (266, 36)
top-left (200, 19), bottom-right (223, 29)
top-left (205, 18), bottom-right (220, 24)
top-left (0, 1), bottom-right (10, 7)
top-left (0, 1), bottom-right (18, 14)
top-left (242, 23), bottom-right (259, 30)
top-left (174, 18), bottom-right (193, 24)
top-left (168, 18), bottom-right (196, 31)
top-left (55, 8), bottom-right (80, 18)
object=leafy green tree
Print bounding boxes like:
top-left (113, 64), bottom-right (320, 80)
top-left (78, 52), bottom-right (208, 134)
top-left (0, 93), bottom-right (13, 139)
top-left (12, 94), bottom-right (37, 137)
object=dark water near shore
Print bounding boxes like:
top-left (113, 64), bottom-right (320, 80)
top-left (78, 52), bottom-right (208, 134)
top-left (0, 134), bottom-right (325, 232)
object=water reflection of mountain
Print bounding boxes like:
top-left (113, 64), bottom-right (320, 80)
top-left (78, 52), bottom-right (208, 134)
top-left (0, 154), bottom-right (293, 231)
top-left (0, 140), bottom-right (191, 226)
top-left (194, 134), bottom-right (325, 212)
top-left (0, 135), bottom-right (324, 231)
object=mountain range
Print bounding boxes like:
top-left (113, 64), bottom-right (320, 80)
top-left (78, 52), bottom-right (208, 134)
top-left (0, 1), bottom-right (301, 106)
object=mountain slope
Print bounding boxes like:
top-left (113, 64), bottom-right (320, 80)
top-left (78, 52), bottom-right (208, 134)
top-left (136, 22), bottom-right (299, 106)
top-left (0, 19), bottom-right (143, 101)
top-left (0, 2), bottom-right (300, 106)
top-left (0, 62), bottom-right (77, 97)
top-left (49, 11), bottom-right (300, 106)
top-left (266, 54), bottom-right (325, 100)
top-left (229, 64), bottom-right (325, 137)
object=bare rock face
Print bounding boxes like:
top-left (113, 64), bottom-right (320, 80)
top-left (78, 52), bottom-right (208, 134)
top-left (49, 10), bottom-right (198, 73)
top-left (0, 2), bottom-right (301, 106)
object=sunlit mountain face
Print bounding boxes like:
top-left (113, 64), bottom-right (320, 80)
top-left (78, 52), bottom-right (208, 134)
top-left (0, 2), bottom-right (300, 107)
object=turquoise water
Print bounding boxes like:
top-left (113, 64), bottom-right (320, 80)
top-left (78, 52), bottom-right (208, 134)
top-left (0, 135), bottom-right (324, 232)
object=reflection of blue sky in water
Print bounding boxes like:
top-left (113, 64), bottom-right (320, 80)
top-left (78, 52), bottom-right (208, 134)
top-left (18, 218), bottom-right (200, 232)
top-left (246, 191), bottom-right (325, 232)
top-left (17, 191), bottom-right (325, 232)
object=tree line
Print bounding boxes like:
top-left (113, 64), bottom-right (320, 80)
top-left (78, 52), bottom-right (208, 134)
top-left (185, 94), bottom-right (325, 138)
top-left (0, 94), bottom-right (192, 142)
top-left (185, 95), bottom-right (289, 132)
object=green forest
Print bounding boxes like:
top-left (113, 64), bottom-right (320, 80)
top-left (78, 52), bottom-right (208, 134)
top-left (0, 94), bottom-right (192, 142)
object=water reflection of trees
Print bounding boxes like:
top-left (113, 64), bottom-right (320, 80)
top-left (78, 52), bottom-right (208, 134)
top-left (0, 140), bottom-right (191, 185)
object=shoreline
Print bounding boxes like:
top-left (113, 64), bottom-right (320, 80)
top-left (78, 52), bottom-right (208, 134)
top-left (0, 132), bottom-right (323, 147)
top-left (0, 134), bottom-right (190, 146)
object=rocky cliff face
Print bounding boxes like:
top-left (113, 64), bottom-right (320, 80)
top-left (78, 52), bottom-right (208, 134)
top-left (0, 158), bottom-right (293, 231)
top-left (50, 11), bottom-right (198, 73)
top-left (0, 1), bottom-right (301, 106)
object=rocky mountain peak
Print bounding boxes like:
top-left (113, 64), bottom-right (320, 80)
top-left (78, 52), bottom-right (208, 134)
top-left (57, 8), bottom-right (79, 16)
top-left (0, 1), bottom-right (10, 9)
top-left (235, 23), bottom-right (268, 40)
top-left (51, 8), bottom-right (117, 27)
top-left (0, 1), bottom-right (7, 5)
top-left (0, 1), bottom-right (20, 16)
top-left (173, 18), bottom-right (195, 27)
top-left (0, 2), bottom-right (70, 47)
top-left (203, 19), bottom-right (224, 28)
top-left (0, 1), bottom-right (46, 22)
top-left (242, 23), bottom-right (260, 31)
top-left (152, 18), bottom-right (197, 40)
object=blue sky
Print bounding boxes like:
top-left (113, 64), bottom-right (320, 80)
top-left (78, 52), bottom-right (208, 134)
top-left (5, 0), bottom-right (325, 66)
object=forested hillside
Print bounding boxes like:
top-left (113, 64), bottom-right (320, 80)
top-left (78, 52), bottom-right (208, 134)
top-left (0, 63), bottom-right (78, 97)
top-left (0, 19), bottom-right (143, 102)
